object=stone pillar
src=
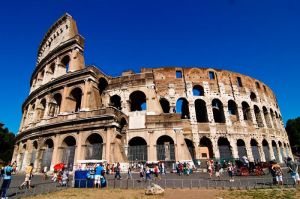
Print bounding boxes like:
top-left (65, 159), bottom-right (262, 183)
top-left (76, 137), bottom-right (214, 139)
top-left (212, 138), bottom-right (220, 159)
top-left (258, 143), bottom-right (266, 162)
top-left (174, 128), bottom-right (183, 161)
top-left (229, 138), bottom-right (239, 159)
top-left (237, 106), bottom-right (245, 126)
top-left (75, 133), bottom-right (83, 167)
top-left (206, 103), bottom-right (214, 123)
top-left (148, 131), bottom-right (156, 161)
top-left (223, 104), bottom-right (232, 126)
top-left (268, 142), bottom-right (275, 160)
top-left (245, 141), bottom-right (254, 162)
top-left (105, 128), bottom-right (114, 163)
top-left (69, 48), bottom-right (85, 72)
top-left (50, 136), bottom-right (60, 171)
top-left (276, 145), bottom-right (283, 163)
top-left (81, 79), bottom-right (91, 111)
top-left (59, 86), bottom-right (69, 114)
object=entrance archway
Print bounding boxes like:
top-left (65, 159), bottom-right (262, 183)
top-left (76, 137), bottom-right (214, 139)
top-left (199, 137), bottom-right (213, 159)
top-left (272, 140), bottom-right (279, 162)
top-left (237, 139), bottom-right (247, 159)
top-left (251, 139), bottom-right (261, 162)
top-left (128, 137), bottom-right (147, 162)
top-left (41, 139), bottom-right (54, 172)
top-left (85, 134), bottom-right (103, 160)
top-left (61, 136), bottom-right (76, 171)
top-left (218, 137), bottom-right (232, 160)
top-left (156, 135), bottom-right (175, 161)
top-left (262, 139), bottom-right (270, 161)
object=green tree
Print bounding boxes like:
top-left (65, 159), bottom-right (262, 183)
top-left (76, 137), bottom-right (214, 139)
top-left (286, 117), bottom-right (300, 154)
top-left (0, 125), bottom-right (15, 163)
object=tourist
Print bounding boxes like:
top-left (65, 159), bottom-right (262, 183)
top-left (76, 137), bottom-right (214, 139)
top-left (227, 162), bottom-right (234, 182)
top-left (127, 166), bottom-right (132, 179)
top-left (271, 163), bottom-right (283, 186)
top-left (19, 163), bottom-right (33, 189)
top-left (61, 169), bottom-right (69, 187)
top-left (106, 163), bottom-right (110, 175)
top-left (0, 162), bottom-right (13, 199)
top-left (286, 157), bottom-right (300, 185)
top-left (114, 162), bottom-right (122, 180)
top-left (215, 162), bottom-right (221, 180)
top-left (94, 163), bottom-right (104, 188)
top-left (12, 161), bottom-right (17, 174)
top-left (207, 160), bottom-right (213, 179)
top-left (145, 166), bottom-right (151, 181)
top-left (153, 165), bottom-right (160, 180)
top-left (139, 164), bottom-right (144, 180)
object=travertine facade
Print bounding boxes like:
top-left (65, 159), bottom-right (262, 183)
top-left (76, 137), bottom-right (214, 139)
top-left (13, 14), bottom-right (292, 172)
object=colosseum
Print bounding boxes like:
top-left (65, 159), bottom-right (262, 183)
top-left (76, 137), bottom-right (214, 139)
top-left (12, 14), bottom-right (292, 172)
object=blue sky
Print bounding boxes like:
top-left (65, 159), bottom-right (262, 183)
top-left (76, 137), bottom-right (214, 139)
top-left (0, 0), bottom-right (299, 133)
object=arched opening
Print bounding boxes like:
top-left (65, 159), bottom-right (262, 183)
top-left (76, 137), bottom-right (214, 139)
top-left (237, 139), bottom-right (247, 159)
top-left (61, 136), bottom-right (76, 171)
top-left (159, 98), bottom-right (170, 113)
top-left (110, 95), bottom-right (122, 110)
top-left (70, 88), bottom-right (82, 112)
top-left (263, 107), bottom-right (272, 128)
top-left (242, 102), bottom-right (252, 122)
top-left (254, 105), bottom-right (264, 127)
top-left (120, 117), bottom-right (127, 131)
top-left (61, 55), bottom-right (70, 72)
top-left (251, 139), bottom-right (261, 162)
top-left (175, 98), bottom-right (190, 119)
top-left (272, 140), bottom-right (279, 162)
top-left (85, 133), bottom-right (103, 160)
top-left (193, 85), bottom-right (204, 96)
top-left (49, 63), bottom-right (55, 74)
top-left (41, 139), bottom-right (54, 172)
top-left (184, 139), bottom-right (195, 160)
top-left (40, 70), bottom-right (45, 84)
top-left (270, 109), bottom-right (277, 128)
top-left (19, 144), bottom-right (27, 170)
top-left (38, 99), bottom-right (46, 121)
top-left (228, 100), bottom-right (239, 122)
top-left (31, 141), bottom-right (38, 165)
top-left (195, 99), bottom-right (208, 123)
top-left (262, 139), bottom-right (270, 161)
top-left (156, 135), bottom-right (175, 161)
top-left (278, 141), bottom-right (284, 160)
top-left (199, 137), bottom-right (213, 159)
top-left (129, 91), bottom-right (147, 111)
top-left (218, 137), bottom-right (232, 160)
top-left (52, 93), bottom-right (62, 116)
top-left (250, 92), bottom-right (257, 102)
top-left (128, 137), bottom-right (148, 162)
top-left (212, 99), bottom-right (225, 123)
top-left (98, 78), bottom-right (108, 95)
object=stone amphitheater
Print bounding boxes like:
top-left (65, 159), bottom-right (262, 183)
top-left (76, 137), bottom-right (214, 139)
top-left (12, 14), bottom-right (292, 172)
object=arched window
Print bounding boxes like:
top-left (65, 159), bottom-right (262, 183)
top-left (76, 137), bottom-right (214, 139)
top-left (128, 137), bottom-right (147, 162)
top-left (250, 92), bottom-right (257, 102)
top-left (251, 139), bottom-right (260, 162)
top-left (110, 95), bottom-right (122, 110)
top-left (156, 135), bottom-right (175, 161)
top-left (199, 137), bottom-right (213, 159)
top-left (254, 105), bottom-right (264, 127)
top-left (61, 136), bottom-right (76, 171)
top-left (228, 100), bottom-right (239, 122)
top-left (38, 98), bottom-right (46, 121)
top-left (70, 88), bottom-right (82, 112)
top-left (263, 106), bottom-right (272, 128)
top-left (192, 85), bottom-right (204, 96)
top-left (86, 134), bottom-right (103, 160)
top-left (262, 139), bottom-right (270, 161)
top-left (272, 140), bottom-right (279, 162)
top-left (41, 139), bottom-right (54, 172)
top-left (61, 55), bottom-right (70, 72)
top-left (49, 63), bottom-right (55, 74)
top-left (218, 137), bottom-right (232, 160)
top-left (159, 98), bottom-right (170, 113)
top-left (242, 102), bottom-right (252, 122)
top-left (237, 139), bottom-right (247, 159)
top-left (98, 78), bottom-right (108, 95)
top-left (129, 91), bottom-right (147, 111)
top-left (195, 99), bottom-right (208, 122)
top-left (212, 99), bottom-right (225, 123)
top-left (176, 98), bottom-right (190, 119)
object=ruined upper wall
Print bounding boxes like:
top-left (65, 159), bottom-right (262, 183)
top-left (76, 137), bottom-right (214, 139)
top-left (36, 13), bottom-right (80, 66)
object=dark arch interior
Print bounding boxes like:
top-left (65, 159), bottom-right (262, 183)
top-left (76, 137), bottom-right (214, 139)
top-left (33, 141), bottom-right (38, 149)
top-left (70, 88), bottom-right (82, 112)
top-left (228, 100), bottom-right (238, 117)
top-left (250, 92), bottom-right (257, 102)
top-left (98, 78), bottom-right (108, 95)
top-left (54, 93), bottom-right (62, 105)
top-left (237, 139), bottom-right (245, 146)
top-left (185, 139), bottom-right (195, 159)
top-left (63, 136), bottom-right (76, 146)
top-left (130, 91), bottom-right (146, 111)
top-left (218, 137), bottom-right (230, 146)
top-left (45, 139), bottom-right (54, 148)
top-left (157, 135), bottom-right (174, 145)
top-left (199, 137), bottom-right (214, 158)
top-left (87, 133), bottom-right (103, 145)
top-left (262, 139), bottom-right (269, 146)
top-left (23, 144), bottom-right (27, 150)
top-left (61, 55), bottom-right (70, 72)
top-left (160, 98), bottom-right (170, 113)
top-left (176, 98), bottom-right (190, 119)
top-left (195, 99), bottom-right (208, 122)
top-left (250, 139), bottom-right (258, 146)
top-left (272, 140), bottom-right (277, 147)
top-left (242, 102), bottom-right (251, 121)
top-left (193, 85), bottom-right (204, 96)
top-left (129, 137), bottom-right (147, 146)
top-left (212, 99), bottom-right (225, 123)
top-left (110, 95), bottom-right (122, 110)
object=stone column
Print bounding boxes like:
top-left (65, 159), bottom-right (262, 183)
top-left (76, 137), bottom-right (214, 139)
top-left (174, 128), bottom-right (183, 161)
top-left (50, 136), bottom-right (60, 171)
top-left (245, 141), bottom-right (254, 162)
top-left (229, 138), bottom-right (239, 159)
top-left (81, 79), bottom-right (91, 111)
top-left (276, 144), bottom-right (283, 163)
top-left (105, 128), bottom-right (114, 163)
top-left (148, 131), bottom-right (156, 161)
top-left (212, 138), bottom-right (220, 159)
top-left (223, 104), bottom-right (232, 126)
top-left (59, 86), bottom-right (69, 114)
top-left (268, 142), bottom-right (275, 160)
top-left (257, 143), bottom-right (266, 162)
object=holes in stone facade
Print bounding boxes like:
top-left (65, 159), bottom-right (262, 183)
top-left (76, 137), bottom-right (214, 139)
top-left (255, 82), bottom-right (260, 89)
top-left (212, 99), bottom-right (225, 123)
top-left (209, 71), bottom-right (215, 80)
top-left (237, 77), bottom-right (243, 87)
top-left (44, 139), bottom-right (54, 149)
top-left (195, 99), bottom-right (208, 123)
top-left (129, 91), bottom-right (147, 111)
top-left (193, 85), bottom-right (204, 96)
top-left (176, 70), bottom-right (182, 78)
top-left (159, 98), bottom-right (170, 113)
top-left (110, 95), bottom-right (122, 110)
top-left (176, 98), bottom-right (190, 119)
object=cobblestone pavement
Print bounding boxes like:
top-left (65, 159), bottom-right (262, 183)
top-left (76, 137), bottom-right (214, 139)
top-left (2, 169), bottom-right (297, 199)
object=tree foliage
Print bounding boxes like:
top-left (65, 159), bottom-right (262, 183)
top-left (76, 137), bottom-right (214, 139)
top-left (286, 117), bottom-right (300, 148)
top-left (0, 126), bottom-right (15, 163)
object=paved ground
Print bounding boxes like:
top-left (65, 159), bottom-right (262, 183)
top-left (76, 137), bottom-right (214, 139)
top-left (2, 168), bottom-right (297, 199)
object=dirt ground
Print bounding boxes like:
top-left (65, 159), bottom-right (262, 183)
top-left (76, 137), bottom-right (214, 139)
top-left (26, 188), bottom-right (300, 199)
